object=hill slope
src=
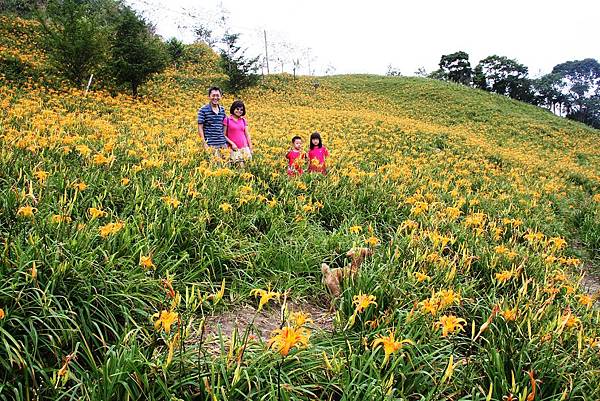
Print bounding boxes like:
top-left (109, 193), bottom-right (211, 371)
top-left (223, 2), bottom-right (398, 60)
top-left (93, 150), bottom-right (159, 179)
top-left (1, 15), bottom-right (600, 401)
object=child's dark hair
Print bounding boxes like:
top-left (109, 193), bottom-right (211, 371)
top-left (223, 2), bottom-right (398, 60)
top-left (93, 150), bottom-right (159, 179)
top-left (208, 86), bottom-right (222, 96)
top-left (291, 135), bottom-right (302, 143)
top-left (309, 132), bottom-right (323, 149)
top-left (230, 100), bottom-right (246, 116)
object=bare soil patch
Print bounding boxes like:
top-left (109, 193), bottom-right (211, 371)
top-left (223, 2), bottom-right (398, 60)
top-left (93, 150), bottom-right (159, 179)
top-left (190, 299), bottom-right (334, 355)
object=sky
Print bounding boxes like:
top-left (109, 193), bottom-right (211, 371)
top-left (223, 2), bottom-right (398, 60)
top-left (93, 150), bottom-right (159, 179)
top-left (125, 0), bottom-right (600, 77)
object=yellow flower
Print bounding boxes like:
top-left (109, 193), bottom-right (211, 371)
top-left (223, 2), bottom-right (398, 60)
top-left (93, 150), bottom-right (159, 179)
top-left (250, 287), bottom-right (280, 311)
top-left (349, 225), bottom-right (362, 234)
top-left (501, 307), bottom-right (518, 321)
top-left (437, 289), bottom-right (461, 308)
top-left (0, 308), bottom-right (5, 320)
top-left (420, 298), bottom-right (439, 316)
top-left (34, 170), bottom-right (49, 182)
top-left (88, 207), bottom-right (107, 219)
top-left (577, 294), bottom-right (593, 309)
top-left (444, 207), bottom-right (462, 220)
top-left (75, 144), bottom-right (92, 157)
top-left (72, 181), bottom-right (87, 191)
top-left (121, 177), bottom-right (130, 186)
top-left (220, 202), bottom-right (232, 213)
top-left (593, 194), bottom-right (600, 202)
top-left (495, 270), bottom-right (513, 283)
top-left (267, 325), bottom-right (310, 357)
top-left (51, 214), bottom-right (71, 224)
top-left (288, 311), bottom-right (313, 328)
top-left (415, 272), bottom-right (431, 282)
top-left (99, 221), bottom-right (124, 237)
top-left (364, 236), bottom-right (380, 247)
top-left (17, 206), bottom-right (36, 218)
top-left (162, 196), bottom-right (181, 208)
top-left (267, 199), bottom-right (277, 208)
top-left (139, 255), bottom-right (155, 269)
top-left (548, 237), bottom-right (566, 250)
top-left (435, 315), bottom-right (466, 337)
top-left (153, 310), bottom-right (179, 334)
top-left (372, 330), bottom-right (413, 365)
top-left (352, 292), bottom-right (377, 313)
top-left (399, 219), bottom-right (419, 231)
top-left (562, 313), bottom-right (580, 329)
top-left (93, 153), bottom-right (114, 165)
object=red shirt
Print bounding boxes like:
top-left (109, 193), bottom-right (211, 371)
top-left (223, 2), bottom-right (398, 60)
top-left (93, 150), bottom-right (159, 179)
top-left (286, 149), bottom-right (305, 176)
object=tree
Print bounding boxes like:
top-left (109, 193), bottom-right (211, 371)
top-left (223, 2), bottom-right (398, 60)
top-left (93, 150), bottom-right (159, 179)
top-left (532, 73), bottom-right (568, 114)
top-left (111, 7), bottom-right (169, 97)
top-left (194, 24), bottom-right (217, 47)
top-left (386, 64), bottom-right (401, 77)
top-left (37, 0), bottom-right (109, 86)
top-left (414, 67), bottom-right (428, 77)
top-left (551, 58), bottom-right (600, 125)
top-left (165, 37), bottom-right (185, 65)
top-left (473, 55), bottom-right (533, 102)
top-left (219, 32), bottom-right (259, 94)
top-left (439, 51), bottom-right (472, 85)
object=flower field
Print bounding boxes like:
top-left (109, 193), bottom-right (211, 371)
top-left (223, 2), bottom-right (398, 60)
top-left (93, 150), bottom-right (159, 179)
top-left (1, 16), bottom-right (600, 401)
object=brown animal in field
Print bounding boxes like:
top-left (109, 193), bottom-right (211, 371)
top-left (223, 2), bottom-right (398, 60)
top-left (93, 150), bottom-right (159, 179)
top-left (321, 247), bottom-right (373, 297)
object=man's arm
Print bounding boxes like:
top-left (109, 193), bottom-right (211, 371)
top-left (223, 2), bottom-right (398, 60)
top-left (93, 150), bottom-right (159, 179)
top-left (198, 123), bottom-right (209, 149)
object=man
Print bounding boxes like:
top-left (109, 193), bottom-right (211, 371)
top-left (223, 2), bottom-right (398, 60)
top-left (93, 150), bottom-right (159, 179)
top-left (198, 86), bottom-right (227, 156)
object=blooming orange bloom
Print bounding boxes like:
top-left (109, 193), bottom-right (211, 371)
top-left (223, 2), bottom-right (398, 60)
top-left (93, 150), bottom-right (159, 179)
top-left (267, 325), bottom-right (310, 357)
top-left (364, 236), bottom-right (380, 247)
top-left (372, 330), bottom-right (413, 365)
top-left (415, 272), bottom-right (431, 282)
top-left (435, 315), bottom-right (466, 337)
top-left (495, 270), bottom-right (513, 283)
top-left (99, 221), bottom-right (124, 237)
top-left (349, 225), bottom-right (362, 234)
top-left (72, 181), bottom-right (87, 191)
top-left (353, 292), bottom-right (377, 313)
top-left (17, 206), bottom-right (36, 218)
top-left (162, 196), bottom-right (181, 208)
top-left (153, 310), bottom-right (178, 334)
top-left (0, 308), bottom-right (5, 319)
top-left (288, 310), bottom-right (313, 328)
top-left (250, 287), bottom-right (280, 311)
top-left (139, 255), bottom-right (155, 269)
top-left (88, 207), bottom-right (107, 219)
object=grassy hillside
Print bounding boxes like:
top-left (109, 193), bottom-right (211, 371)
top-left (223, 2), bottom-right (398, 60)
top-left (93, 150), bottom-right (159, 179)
top-left (1, 15), bottom-right (600, 401)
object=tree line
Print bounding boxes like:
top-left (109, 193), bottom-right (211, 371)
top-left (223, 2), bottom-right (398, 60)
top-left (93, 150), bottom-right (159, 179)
top-left (1, 0), bottom-right (260, 96)
top-left (429, 51), bottom-right (600, 129)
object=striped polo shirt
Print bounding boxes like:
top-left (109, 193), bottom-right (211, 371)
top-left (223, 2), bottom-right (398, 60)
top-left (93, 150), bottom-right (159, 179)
top-left (197, 104), bottom-right (226, 146)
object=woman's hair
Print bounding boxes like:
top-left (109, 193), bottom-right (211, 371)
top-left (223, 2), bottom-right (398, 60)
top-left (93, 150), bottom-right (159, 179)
top-left (309, 132), bottom-right (323, 149)
top-left (291, 135), bottom-right (302, 143)
top-left (230, 100), bottom-right (246, 116)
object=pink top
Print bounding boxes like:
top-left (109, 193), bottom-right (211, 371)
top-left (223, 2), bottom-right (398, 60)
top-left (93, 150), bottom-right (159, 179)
top-left (223, 116), bottom-right (248, 148)
top-left (286, 149), bottom-right (305, 175)
top-left (307, 146), bottom-right (329, 173)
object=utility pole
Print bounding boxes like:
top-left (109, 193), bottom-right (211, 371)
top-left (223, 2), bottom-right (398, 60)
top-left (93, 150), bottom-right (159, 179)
top-left (264, 30), bottom-right (270, 74)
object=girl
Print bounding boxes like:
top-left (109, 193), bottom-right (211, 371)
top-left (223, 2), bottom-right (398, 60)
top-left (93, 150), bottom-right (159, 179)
top-left (307, 131), bottom-right (329, 174)
top-left (286, 135), bottom-right (305, 176)
top-left (223, 100), bottom-right (253, 167)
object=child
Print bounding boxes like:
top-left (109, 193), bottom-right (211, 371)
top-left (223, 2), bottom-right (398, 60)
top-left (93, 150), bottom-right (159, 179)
top-left (223, 100), bottom-right (253, 167)
top-left (307, 131), bottom-right (329, 174)
top-left (286, 135), bottom-right (305, 176)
